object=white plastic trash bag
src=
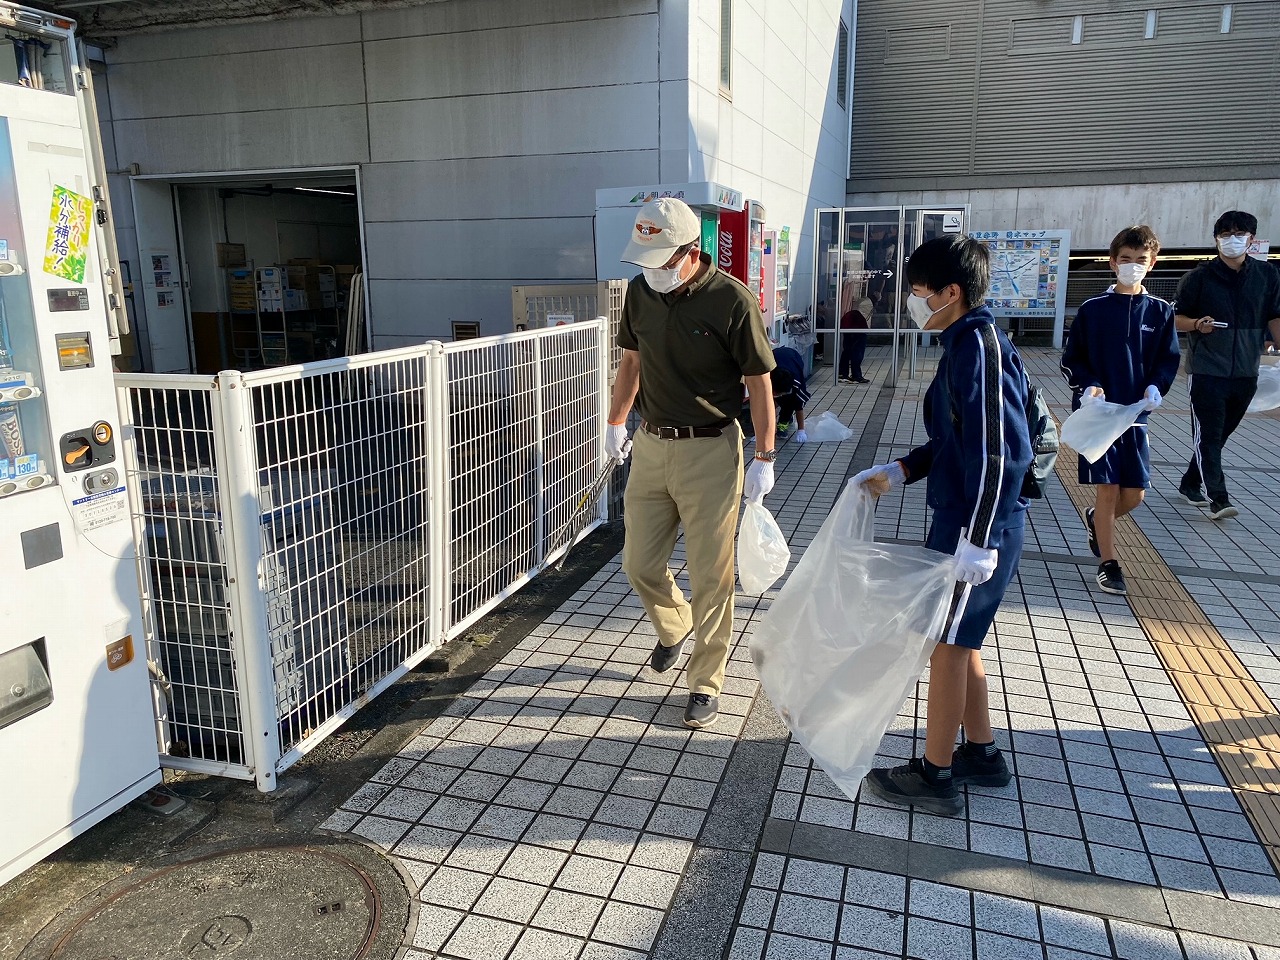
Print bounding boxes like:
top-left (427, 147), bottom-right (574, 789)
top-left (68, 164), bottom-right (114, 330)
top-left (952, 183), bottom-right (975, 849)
top-left (1059, 398), bottom-right (1150, 464)
top-left (1249, 365), bottom-right (1280, 412)
top-left (804, 410), bottom-right (854, 443)
top-left (738, 500), bottom-right (791, 595)
top-left (749, 482), bottom-right (958, 802)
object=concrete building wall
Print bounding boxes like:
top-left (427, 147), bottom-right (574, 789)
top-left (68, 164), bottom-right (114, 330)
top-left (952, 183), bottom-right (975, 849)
top-left (684, 0), bottom-right (853, 314)
top-left (845, 1), bottom-right (1280, 256)
top-left (100, 0), bottom-right (666, 348)
top-left (848, 178), bottom-right (1280, 252)
top-left (99, 0), bottom-right (853, 352)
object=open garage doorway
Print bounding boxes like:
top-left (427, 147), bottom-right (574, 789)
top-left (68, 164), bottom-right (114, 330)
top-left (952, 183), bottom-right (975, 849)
top-left (128, 167), bottom-right (369, 374)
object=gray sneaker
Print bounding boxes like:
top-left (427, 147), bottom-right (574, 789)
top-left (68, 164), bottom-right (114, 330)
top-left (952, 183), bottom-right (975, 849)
top-left (684, 693), bottom-right (718, 729)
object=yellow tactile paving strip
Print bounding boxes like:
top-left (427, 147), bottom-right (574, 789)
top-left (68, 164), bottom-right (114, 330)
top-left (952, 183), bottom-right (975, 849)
top-left (1054, 442), bottom-right (1280, 867)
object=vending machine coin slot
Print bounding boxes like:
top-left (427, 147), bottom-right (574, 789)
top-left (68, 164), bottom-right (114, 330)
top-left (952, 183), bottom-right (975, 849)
top-left (54, 332), bottom-right (93, 370)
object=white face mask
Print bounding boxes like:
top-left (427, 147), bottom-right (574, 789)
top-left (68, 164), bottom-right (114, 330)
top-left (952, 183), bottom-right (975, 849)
top-left (1218, 235), bottom-right (1250, 259)
top-left (905, 292), bottom-right (945, 329)
top-left (643, 259), bottom-right (688, 294)
top-left (1116, 263), bottom-right (1148, 287)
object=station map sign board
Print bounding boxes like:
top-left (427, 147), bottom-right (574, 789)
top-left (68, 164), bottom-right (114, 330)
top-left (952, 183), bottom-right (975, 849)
top-left (969, 229), bottom-right (1072, 347)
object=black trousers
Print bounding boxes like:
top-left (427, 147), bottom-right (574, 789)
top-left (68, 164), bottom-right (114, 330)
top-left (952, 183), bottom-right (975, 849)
top-left (840, 332), bottom-right (866, 380)
top-left (1181, 373), bottom-right (1257, 502)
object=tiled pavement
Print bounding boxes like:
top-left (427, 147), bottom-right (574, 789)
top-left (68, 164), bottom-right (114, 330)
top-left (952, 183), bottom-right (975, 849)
top-left (323, 344), bottom-right (1280, 959)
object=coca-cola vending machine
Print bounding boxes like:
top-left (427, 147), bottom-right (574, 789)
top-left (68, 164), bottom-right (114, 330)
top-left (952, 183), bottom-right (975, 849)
top-left (718, 201), bottom-right (767, 309)
top-left (594, 182), bottom-right (746, 282)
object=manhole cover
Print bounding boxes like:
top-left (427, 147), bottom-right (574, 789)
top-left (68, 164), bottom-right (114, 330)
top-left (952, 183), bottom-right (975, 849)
top-left (43, 845), bottom-right (390, 960)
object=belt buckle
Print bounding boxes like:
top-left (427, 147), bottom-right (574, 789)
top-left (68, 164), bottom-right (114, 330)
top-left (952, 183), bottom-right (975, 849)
top-left (662, 425), bottom-right (680, 440)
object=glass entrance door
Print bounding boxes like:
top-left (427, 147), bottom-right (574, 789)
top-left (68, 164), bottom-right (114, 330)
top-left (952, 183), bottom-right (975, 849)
top-left (813, 204), bottom-right (968, 387)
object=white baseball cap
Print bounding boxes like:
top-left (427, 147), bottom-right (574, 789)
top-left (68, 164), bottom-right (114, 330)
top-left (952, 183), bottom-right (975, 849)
top-left (620, 198), bottom-right (701, 268)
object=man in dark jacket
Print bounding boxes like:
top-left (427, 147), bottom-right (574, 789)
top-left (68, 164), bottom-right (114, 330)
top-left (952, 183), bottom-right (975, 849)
top-left (1173, 210), bottom-right (1280, 520)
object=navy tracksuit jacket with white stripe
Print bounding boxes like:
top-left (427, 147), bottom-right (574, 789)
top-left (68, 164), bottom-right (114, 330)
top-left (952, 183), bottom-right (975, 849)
top-left (899, 307), bottom-right (1032, 649)
top-left (900, 307), bottom-right (1033, 551)
top-left (1060, 289), bottom-right (1180, 416)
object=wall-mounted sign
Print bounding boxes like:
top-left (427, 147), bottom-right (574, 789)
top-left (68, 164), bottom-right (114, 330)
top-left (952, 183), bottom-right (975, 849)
top-left (970, 229), bottom-right (1072, 347)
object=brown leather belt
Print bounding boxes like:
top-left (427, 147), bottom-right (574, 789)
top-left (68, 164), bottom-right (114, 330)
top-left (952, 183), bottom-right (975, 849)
top-left (641, 419), bottom-right (732, 440)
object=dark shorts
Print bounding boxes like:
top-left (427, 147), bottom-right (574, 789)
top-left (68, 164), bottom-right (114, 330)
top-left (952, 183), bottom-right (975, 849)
top-left (1078, 425), bottom-right (1149, 488)
top-left (926, 517), bottom-right (1025, 651)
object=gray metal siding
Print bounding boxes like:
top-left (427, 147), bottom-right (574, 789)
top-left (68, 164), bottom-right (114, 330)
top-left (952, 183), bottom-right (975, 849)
top-left (851, 0), bottom-right (1280, 182)
top-left (850, 1), bottom-right (980, 177)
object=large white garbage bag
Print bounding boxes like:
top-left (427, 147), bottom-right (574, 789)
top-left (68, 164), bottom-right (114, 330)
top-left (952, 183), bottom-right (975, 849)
top-left (750, 482), bottom-right (957, 802)
top-left (1248, 365), bottom-right (1280, 412)
top-left (1059, 398), bottom-right (1151, 464)
top-left (804, 411), bottom-right (855, 443)
top-left (737, 500), bottom-right (791, 595)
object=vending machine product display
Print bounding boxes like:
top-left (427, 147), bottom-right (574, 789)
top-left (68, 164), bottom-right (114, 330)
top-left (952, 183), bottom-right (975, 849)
top-left (0, 4), bottom-right (160, 886)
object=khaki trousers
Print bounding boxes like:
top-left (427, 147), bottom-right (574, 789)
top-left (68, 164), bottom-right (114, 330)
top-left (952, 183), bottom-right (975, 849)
top-left (622, 422), bottom-right (743, 695)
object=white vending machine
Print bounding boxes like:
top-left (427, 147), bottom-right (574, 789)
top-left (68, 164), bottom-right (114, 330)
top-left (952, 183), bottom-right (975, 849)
top-left (0, 4), bottom-right (160, 886)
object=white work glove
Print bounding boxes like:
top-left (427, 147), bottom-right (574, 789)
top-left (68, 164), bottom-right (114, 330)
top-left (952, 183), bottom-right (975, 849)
top-left (794, 430), bottom-right (808, 444)
top-left (743, 458), bottom-right (775, 503)
top-left (852, 461), bottom-right (905, 498)
top-left (954, 539), bottom-right (998, 586)
top-left (1143, 385), bottom-right (1162, 411)
top-left (605, 422), bottom-right (632, 462)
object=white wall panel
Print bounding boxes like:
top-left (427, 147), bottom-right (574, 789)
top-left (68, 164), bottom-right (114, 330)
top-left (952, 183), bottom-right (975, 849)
top-left (113, 106), bottom-right (369, 173)
top-left (369, 84), bottom-right (659, 162)
top-left (363, 151), bottom-right (658, 222)
top-left (368, 279), bottom-right (537, 343)
top-left (365, 16), bottom-right (656, 101)
top-left (361, 0), bottom-right (656, 42)
top-left (365, 218), bottom-right (595, 281)
top-left (107, 15), bottom-right (360, 63)
top-left (108, 44), bottom-right (365, 120)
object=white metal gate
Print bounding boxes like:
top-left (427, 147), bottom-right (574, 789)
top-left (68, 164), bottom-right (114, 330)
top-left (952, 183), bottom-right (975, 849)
top-left (119, 320), bottom-right (611, 790)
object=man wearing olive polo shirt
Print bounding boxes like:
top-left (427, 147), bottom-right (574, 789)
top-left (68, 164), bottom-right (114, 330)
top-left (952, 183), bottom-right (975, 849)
top-left (605, 198), bottom-right (778, 729)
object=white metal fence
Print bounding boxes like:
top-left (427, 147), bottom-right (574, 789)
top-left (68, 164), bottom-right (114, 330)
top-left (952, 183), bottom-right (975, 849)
top-left (118, 320), bottom-right (611, 790)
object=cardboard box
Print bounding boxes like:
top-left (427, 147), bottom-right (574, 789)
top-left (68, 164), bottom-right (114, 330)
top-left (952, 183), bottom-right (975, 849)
top-left (284, 289), bottom-right (309, 311)
top-left (257, 267), bottom-right (285, 284)
top-left (259, 297), bottom-right (284, 313)
top-left (318, 274), bottom-right (336, 292)
top-left (320, 291), bottom-right (337, 308)
top-left (258, 282), bottom-right (283, 298)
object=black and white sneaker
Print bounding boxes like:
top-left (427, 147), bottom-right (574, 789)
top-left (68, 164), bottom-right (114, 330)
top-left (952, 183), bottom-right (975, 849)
top-left (1096, 560), bottom-right (1128, 595)
top-left (1085, 507), bottom-right (1100, 558)
top-left (1178, 485), bottom-right (1210, 507)
top-left (863, 758), bottom-right (962, 817)
top-left (1208, 499), bottom-right (1239, 521)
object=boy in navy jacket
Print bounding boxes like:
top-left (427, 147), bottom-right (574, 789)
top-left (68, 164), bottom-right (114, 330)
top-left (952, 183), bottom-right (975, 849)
top-left (852, 235), bottom-right (1033, 816)
top-left (1061, 226), bottom-right (1180, 596)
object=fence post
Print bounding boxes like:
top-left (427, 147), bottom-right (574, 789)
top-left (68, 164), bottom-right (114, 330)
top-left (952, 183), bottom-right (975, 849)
top-left (532, 335), bottom-right (547, 564)
top-left (214, 370), bottom-right (283, 792)
top-left (594, 317), bottom-right (611, 525)
top-left (425, 344), bottom-right (450, 646)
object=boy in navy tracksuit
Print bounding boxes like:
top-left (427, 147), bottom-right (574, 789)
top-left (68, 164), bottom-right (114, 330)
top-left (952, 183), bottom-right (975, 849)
top-left (853, 236), bottom-right (1033, 816)
top-left (1061, 226), bottom-right (1180, 596)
